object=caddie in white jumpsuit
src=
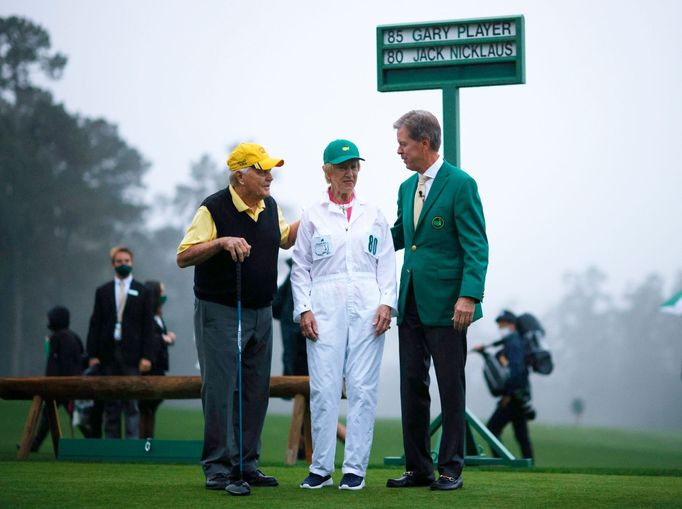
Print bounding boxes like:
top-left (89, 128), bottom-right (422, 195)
top-left (292, 139), bottom-right (397, 491)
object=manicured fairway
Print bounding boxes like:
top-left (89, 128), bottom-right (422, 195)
top-left (1, 401), bottom-right (680, 508)
top-left (6, 402), bottom-right (680, 470)
top-left (1, 462), bottom-right (681, 508)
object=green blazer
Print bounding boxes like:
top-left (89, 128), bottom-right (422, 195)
top-left (391, 161), bottom-right (488, 326)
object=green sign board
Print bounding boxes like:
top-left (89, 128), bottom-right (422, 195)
top-left (377, 15), bottom-right (525, 92)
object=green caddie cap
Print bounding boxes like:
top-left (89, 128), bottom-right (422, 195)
top-left (323, 139), bottom-right (365, 165)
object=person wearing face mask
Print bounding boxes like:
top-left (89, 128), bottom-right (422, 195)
top-left (473, 309), bottom-right (534, 460)
top-left (86, 246), bottom-right (154, 439)
top-left (138, 280), bottom-right (176, 438)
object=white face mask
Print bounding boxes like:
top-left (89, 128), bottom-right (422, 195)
top-left (499, 326), bottom-right (513, 338)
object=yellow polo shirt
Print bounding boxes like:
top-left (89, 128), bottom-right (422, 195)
top-left (177, 185), bottom-right (291, 254)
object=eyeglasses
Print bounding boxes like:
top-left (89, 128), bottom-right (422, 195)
top-left (333, 163), bottom-right (360, 173)
top-left (249, 167), bottom-right (271, 177)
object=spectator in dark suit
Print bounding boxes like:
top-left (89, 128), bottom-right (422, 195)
top-left (31, 305), bottom-right (85, 451)
top-left (139, 280), bottom-right (176, 438)
top-left (86, 246), bottom-right (154, 439)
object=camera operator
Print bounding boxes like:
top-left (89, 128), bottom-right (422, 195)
top-left (474, 310), bottom-right (534, 460)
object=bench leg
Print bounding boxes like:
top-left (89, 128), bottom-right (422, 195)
top-left (336, 422), bottom-right (346, 443)
top-left (45, 399), bottom-right (62, 458)
top-left (285, 394), bottom-right (306, 465)
top-left (17, 395), bottom-right (43, 459)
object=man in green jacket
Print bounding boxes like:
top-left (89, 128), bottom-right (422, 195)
top-left (386, 110), bottom-right (488, 491)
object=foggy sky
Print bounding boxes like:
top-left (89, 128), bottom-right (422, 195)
top-left (4, 0), bottom-right (680, 319)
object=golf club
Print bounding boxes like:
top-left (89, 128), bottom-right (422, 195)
top-left (226, 261), bottom-right (250, 496)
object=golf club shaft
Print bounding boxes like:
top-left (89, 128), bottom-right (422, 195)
top-left (236, 262), bottom-right (243, 480)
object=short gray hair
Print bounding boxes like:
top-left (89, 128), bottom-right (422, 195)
top-left (229, 167), bottom-right (250, 185)
top-left (393, 110), bottom-right (441, 152)
top-left (322, 163), bottom-right (334, 184)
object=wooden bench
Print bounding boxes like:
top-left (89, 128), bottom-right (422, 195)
top-left (0, 375), bottom-right (312, 463)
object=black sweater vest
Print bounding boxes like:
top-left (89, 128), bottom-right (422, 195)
top-left (193, 188), bottom-right (280, 308)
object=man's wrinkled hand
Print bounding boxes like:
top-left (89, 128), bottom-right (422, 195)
top-left (452, 297), bottom-right (475, 331)
top-left (221, 237), bottom-right (251, 262)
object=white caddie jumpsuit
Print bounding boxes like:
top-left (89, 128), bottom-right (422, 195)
top-left (291, 192), bottom-right (397, 478)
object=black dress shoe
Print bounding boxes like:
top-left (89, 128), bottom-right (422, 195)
top-left (430, 474), bottom-right (463, 491)
top-left (243, 469), bottom-right (279, 487)
top-left (386, 471), bottom-right (434, 488)
top-left (205, 474), bottom-right (230, 490)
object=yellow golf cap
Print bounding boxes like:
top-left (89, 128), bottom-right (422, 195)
top-left (227, 143), bottom-right (284, 171)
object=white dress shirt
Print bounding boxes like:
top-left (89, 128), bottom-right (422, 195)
top-left (420, 155), bottom-right (443, 199)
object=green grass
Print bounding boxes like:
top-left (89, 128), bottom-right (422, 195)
top-left (1, 463), bottom-right (682, 509)
top-left (7, 401), bottom-right (681, 470)
top-left (1, 400), bottom-right (681, 508)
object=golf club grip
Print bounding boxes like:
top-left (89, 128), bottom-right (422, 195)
top-left (236, 262), bottom-right (241, 301)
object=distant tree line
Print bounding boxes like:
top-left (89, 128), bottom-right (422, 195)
top-left (539, 267), bottom-right (682, 429)
top-left (0, 16), bottom-right (230, 375)
top-left (1, 16), bottom-right (145, 374)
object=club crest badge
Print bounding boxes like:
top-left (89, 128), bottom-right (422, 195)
top-left (312, 235), bottom-right (333, 260)
top-left (431, 216), bottom-right (445, 229)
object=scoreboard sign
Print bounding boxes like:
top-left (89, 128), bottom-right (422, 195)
top-left (377, 15), bottom-right (525, 91)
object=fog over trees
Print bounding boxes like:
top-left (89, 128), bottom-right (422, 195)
top-left (532, 267), bottom-right (682, 430)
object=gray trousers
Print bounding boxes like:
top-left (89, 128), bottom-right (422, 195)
top-left (194, 298), bottom-right (273, 478)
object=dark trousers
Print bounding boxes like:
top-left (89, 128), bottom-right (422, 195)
top-left (139, 398), bottom-right (162, 438)
top-left (139, 370), bottom-right (164, 438)
top-left (194, 298), bottom-right (272, 479)
top-left (398, 283), bottom-right (467, 478)
top-left (102, 346), bottom-right (140, 439)
top-left (281, 325), bottom-right (308, 376)
top-left (88, 401), bottom-right (104, 438)
top-left (487, 398), bottom-right (534, 459)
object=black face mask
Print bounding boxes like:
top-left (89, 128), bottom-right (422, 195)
top-left (115, 264), bottom-right (133, 278)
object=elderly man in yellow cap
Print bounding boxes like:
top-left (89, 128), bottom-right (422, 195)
top-left (177, 143), bottom-right (298, 493)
